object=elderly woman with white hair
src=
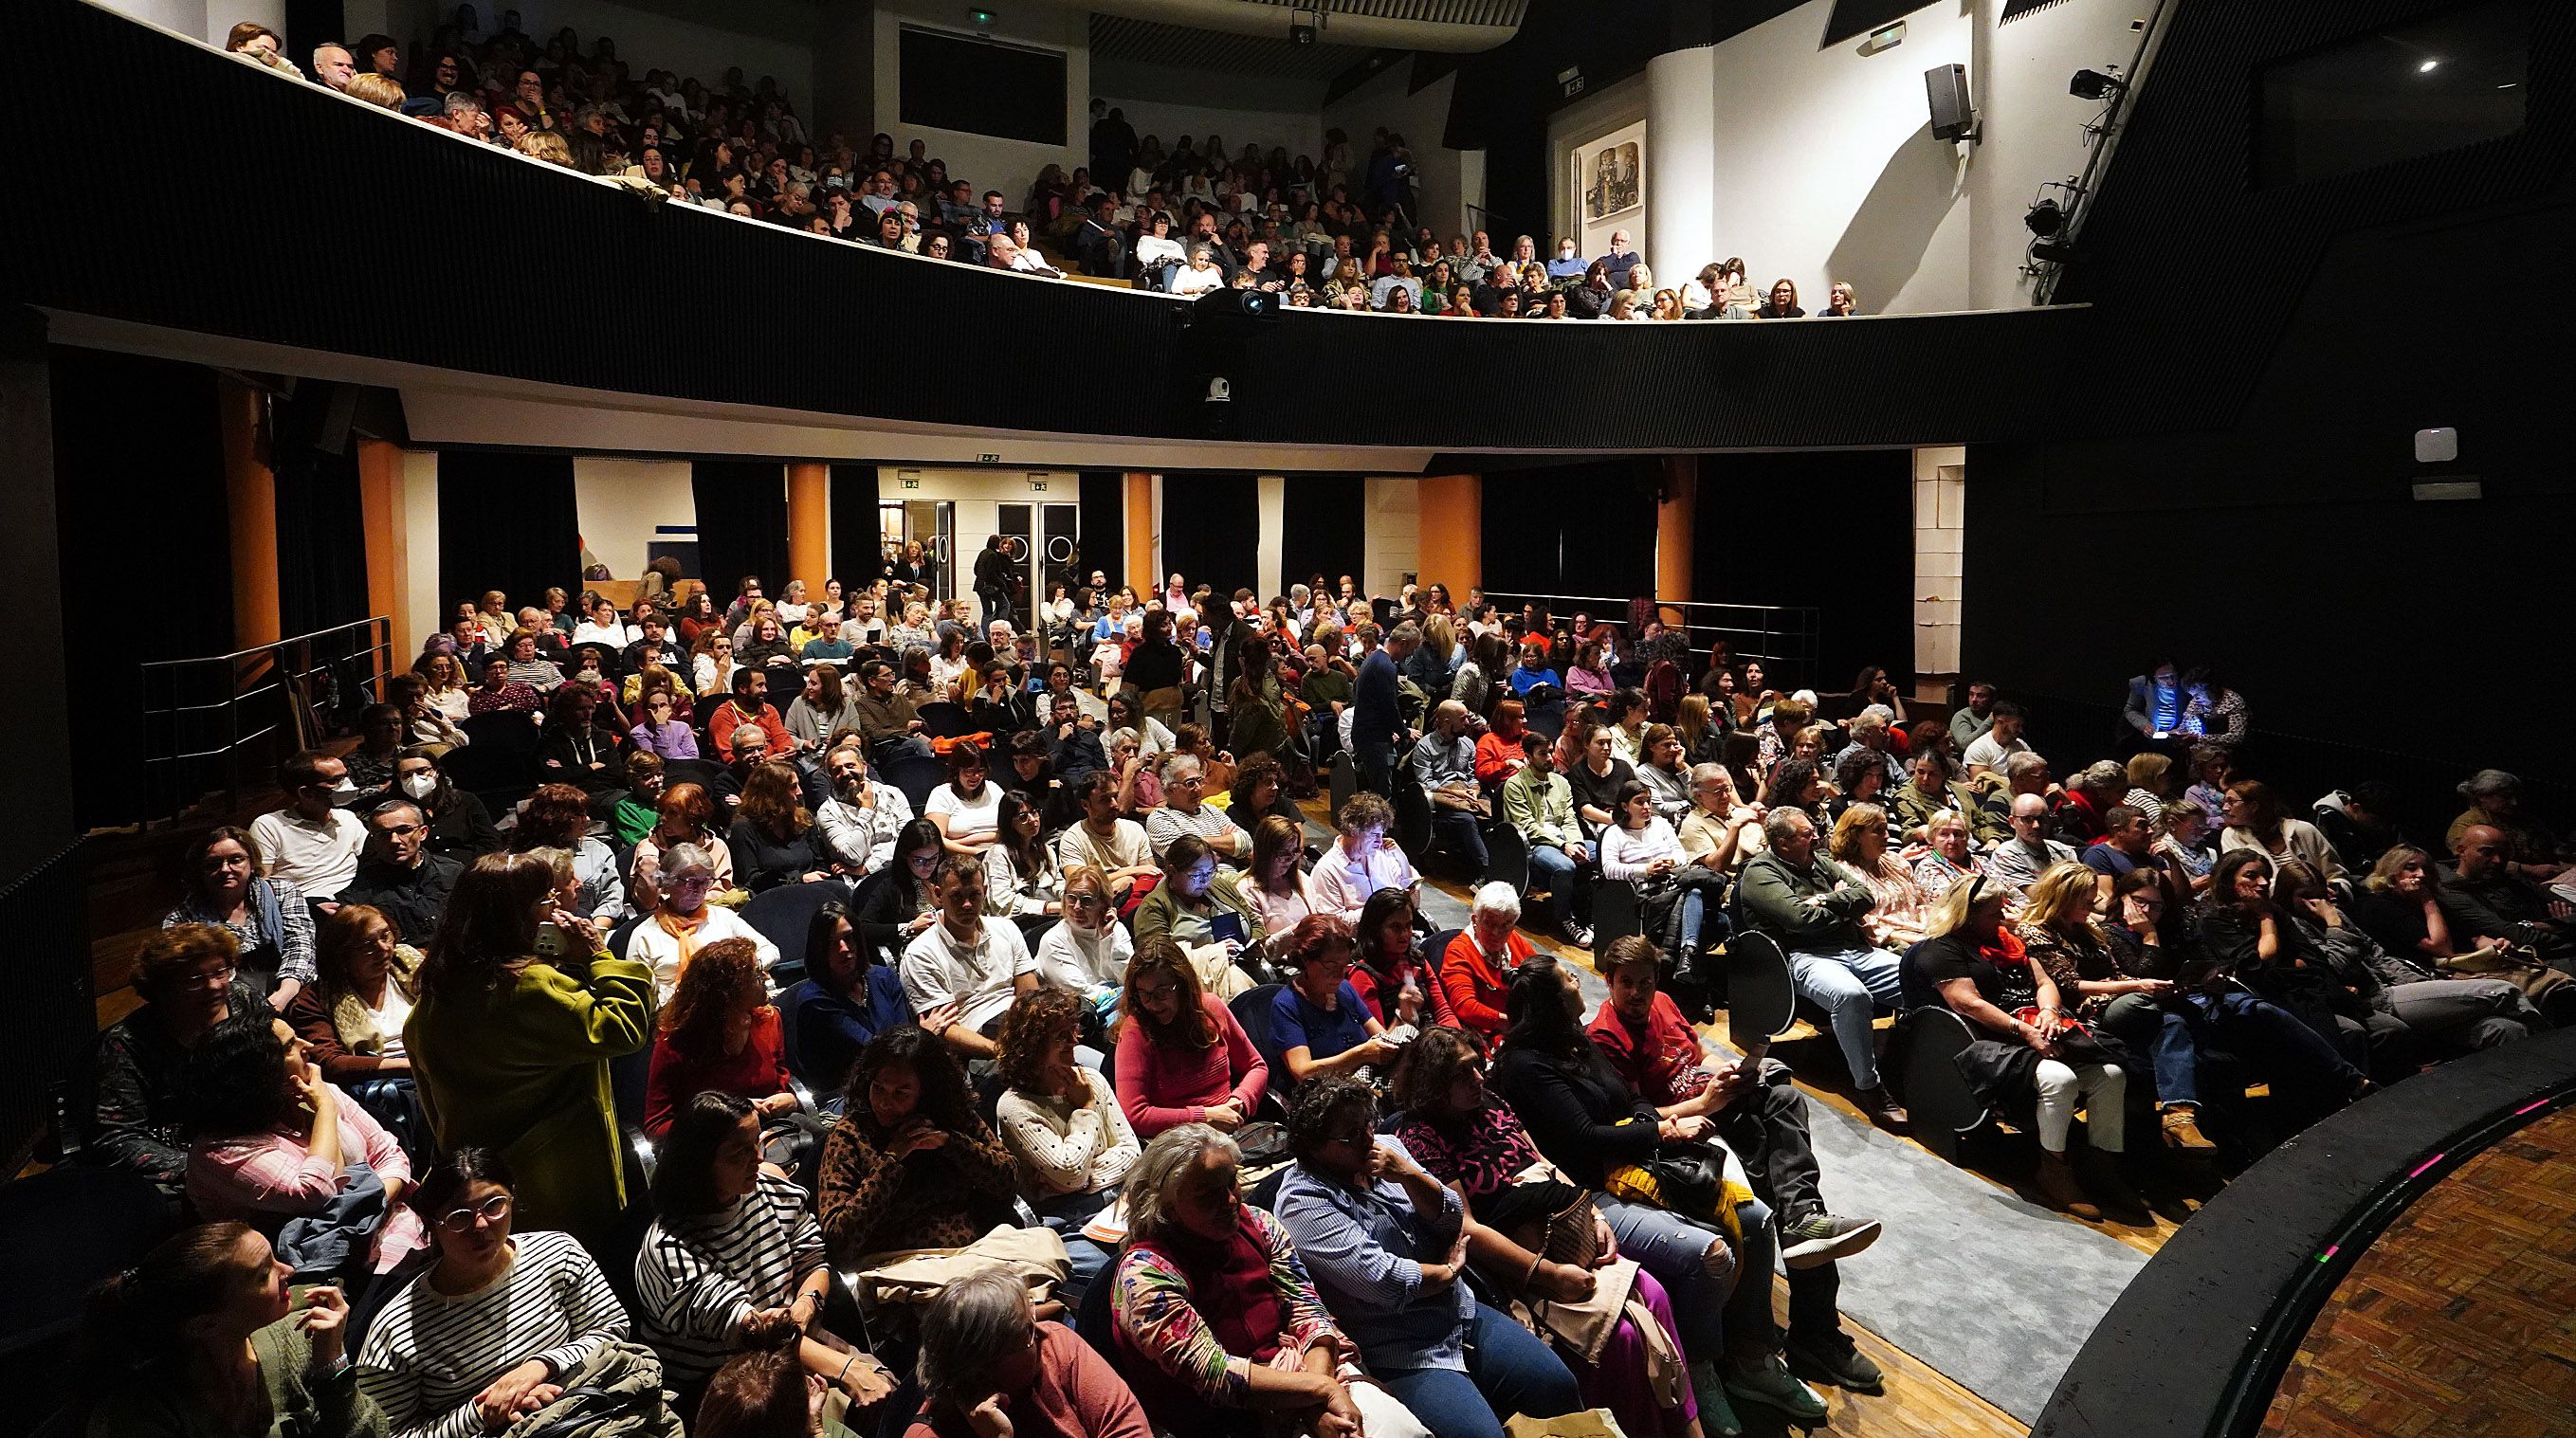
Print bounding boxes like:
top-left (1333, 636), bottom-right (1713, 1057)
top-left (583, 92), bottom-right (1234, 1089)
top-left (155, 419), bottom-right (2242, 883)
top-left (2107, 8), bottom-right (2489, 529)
top-left (1110, 1123), bottom-right (1432, 1438)
top-left (620, 843), bottom-right (779, 1002)
top-left (1439, 883), bottom-right (1539, 1041)
top-left (903, 1267), bottom-right (1152, 1438)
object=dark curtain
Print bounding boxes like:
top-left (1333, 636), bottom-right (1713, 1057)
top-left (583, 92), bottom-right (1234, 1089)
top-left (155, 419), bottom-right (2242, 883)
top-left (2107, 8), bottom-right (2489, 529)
top-left (51, 348), bottom-right (232, 830)
top-left (1280, 475), bottom-right (1365, 601)
top-left (1695, 450), bottom-right (1912, 692)
top-left (272, 394), bottom-right (369, 637)
top-left (1159, 471), bottom-right (1260, 596)
top-left (1479, 459), bottom-right (1657, 602)
top-left (1076, 470), bottom-right (1124, 595)
top-left (437, 451), bottom-right (579, 616)
top-left (690, 461), bottom-right (789, 606)
top-left (830, 463), bottom-right (885, 589)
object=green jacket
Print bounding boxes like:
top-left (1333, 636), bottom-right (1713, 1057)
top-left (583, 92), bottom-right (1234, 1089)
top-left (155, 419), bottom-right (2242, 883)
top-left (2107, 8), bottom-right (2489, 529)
top-left (1738, 850), bottom-right (1878, 950)
top-left (407, 953), bottom-right (654, 1247)
top-left (1132, 868), bottom-right (1267, 953)
top-left (1503, 766), bottom-right (1578, 850)
top-left (86, 1313), bottom-right (384, 1438)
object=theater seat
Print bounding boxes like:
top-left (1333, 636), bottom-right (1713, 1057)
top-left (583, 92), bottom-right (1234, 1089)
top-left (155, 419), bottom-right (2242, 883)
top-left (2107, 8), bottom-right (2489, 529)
top-left (1590, 878), bottom-right (1644, 949)
top-left (0, 1167), bottom-right (175, 1392)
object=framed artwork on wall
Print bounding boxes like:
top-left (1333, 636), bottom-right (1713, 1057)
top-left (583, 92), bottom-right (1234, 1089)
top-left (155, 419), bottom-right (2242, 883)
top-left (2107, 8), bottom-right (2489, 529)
top-left (1583, 138), bottom-right (1642, 222)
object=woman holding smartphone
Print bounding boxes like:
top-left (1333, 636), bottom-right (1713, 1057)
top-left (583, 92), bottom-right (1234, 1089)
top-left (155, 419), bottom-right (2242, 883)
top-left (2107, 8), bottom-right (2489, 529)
top-left (407, 853), bottom-right (655, 1247)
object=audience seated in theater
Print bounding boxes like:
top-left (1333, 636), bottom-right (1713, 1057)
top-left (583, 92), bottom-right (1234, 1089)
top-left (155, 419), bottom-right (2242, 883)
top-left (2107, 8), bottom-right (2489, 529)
top-left (1913, 878), bottom-right (2142, 1219)
top-left (1311, 791), bottom-right (1418, 923)
top-left (631, 780), bottom-right (738, 912)
top-left (2445, 769), bottom-right (2567, 881)
top-left (1441, 882), bottom-right (1538, 1039)
top-left (1270, 916), bottom-right (1396, 1087)
top-left (904, 1267), bottom-right (1151, 1438)
top-left (2358, 845), bottom-right (2573, 1020)
top-left (984, 791), bottom-right (1067, 919)
top-left (95, 924), bottom-right (265, 1200)
top-left (468, 654), bottom-right (542, 717)
top-left (1241, 812), bottom-right (1322, 940)
top-left (1273, 1076), bottom-right (1585, 1438)
top-left (72, 1220), bottom-right (377, 1438)
top-left (633, 1093), bottom-right (893, 1414)
top-left (356, 1147), bottom-right (637, 1438)
top-left (1739, 809), bottom-right (1907, 1126)
top-left (709, 668), bottom-right (795, 763)
top-left (407, 854), bottom-right (653, 1245)
top-left (2197, 849), bottom-right (2414, 1078)
top-left (2275, 859), bottom-right (2542, 1056)
top-left (725, 762), bottom-right (824, 894)
top-left (1602, 779), bottom-right (1715, 962)
top-left (995, 987), bottom-right (1132, 1301)
top-left (817, 1025), bottom-right (1018, 1265)
top-left (1114, 937), bottom-right (1269, 1142)
top-left (1504, 730), bottom-right (1593, 946)
top-left (283, 903), bottom-right (427, 1155)
top-left (338, 802), bottom-right (461, 944)
top-left (1348, 887), bottom-right (1447, 1028)
top-left (168, 823), bottom-right (321, 1011)
top-left (181, 1010), bottom-right (428, 1283)
top-left (1828, 805), bottom-right (1931, 952)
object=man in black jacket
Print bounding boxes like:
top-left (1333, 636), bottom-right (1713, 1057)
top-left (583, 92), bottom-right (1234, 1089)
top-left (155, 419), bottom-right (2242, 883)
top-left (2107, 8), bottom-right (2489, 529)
top-left (972, 534), bottom-right (1014, 629)
top-left (2443, 825), bottom-right (2574, 968)
top-left (339, 802), bottom-right (463, 942)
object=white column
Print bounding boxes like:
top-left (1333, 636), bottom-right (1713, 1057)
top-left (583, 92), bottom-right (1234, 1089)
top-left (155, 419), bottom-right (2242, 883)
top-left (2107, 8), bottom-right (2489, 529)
top-left (403, 449), bottom-right (442, 646)
top-left (1361, 478), bottom-right (1419, 599)
top-left (1912, 446), bottom-right (1965, 701)
top-left (1644, 46), bottom-right (1719, 289)
top-left (1255, 475), bottom-right (1286, 601)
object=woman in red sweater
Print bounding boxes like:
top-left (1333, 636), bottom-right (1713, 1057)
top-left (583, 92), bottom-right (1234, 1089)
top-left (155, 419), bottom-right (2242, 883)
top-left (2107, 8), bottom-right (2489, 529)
top-left (644, 937), bottom-right (797, 1141)
top-left (1113, 937), bottom-right (1270, 1140)
top-left (1440, 882), bottom-right (1539, 1039)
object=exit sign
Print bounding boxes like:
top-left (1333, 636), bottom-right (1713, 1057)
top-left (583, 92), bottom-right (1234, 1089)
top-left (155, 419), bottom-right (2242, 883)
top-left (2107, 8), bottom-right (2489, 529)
top-left (1028, 479), bottom-right (1049, 493)
top-left (977, 452), bottom-right (1000, 463)
top-left (900, 477), bottom-right (922, 490)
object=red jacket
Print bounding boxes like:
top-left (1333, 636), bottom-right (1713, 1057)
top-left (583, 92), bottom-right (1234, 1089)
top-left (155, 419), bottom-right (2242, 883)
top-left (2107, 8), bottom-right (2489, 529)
top-left (644, 1007), bottom-right (792, 1138)
top-left (1474, 729), bottom-right (1528, 787)
top-left (1440, 928), bottom-right (1534, 1038)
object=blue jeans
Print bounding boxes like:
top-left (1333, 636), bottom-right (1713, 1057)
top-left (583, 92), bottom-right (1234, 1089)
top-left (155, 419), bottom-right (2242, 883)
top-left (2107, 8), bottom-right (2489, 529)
top-left (1597, 1191), bottom-right (1777, 1360)
top-left (1038, 1187), bottom-right (1116, 1307)
top-left (1526, 843), bottom-right (1584, 920)
top-left (1432, 809), bottom-right (1489, 873)
top-left (1373, 1303), bottom-right (1584, 1438)
top-left (1785, 944), bottom-right (1904, 1089)
top-left (1674, 889), bottom-right (1707, 956)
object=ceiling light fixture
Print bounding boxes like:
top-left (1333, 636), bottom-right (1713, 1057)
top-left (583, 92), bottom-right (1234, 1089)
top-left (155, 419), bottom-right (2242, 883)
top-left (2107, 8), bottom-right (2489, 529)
top-left (2419, 58), bottom-right (2440, 72)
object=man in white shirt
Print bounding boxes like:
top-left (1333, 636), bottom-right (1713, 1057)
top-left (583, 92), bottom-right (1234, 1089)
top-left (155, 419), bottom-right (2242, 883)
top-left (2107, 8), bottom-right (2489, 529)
top-left (248, 750), bottom-right (366, 901)
top-left (1145, 755), bottom-right (1246, 861)
top-left (902, 856), bottom-right (1039, 1059)
top-left (1056, 772), bottom-right (1157, 901)
top-left (1961, 701), bottom-right (2033, 777)
top-left (814, 742), bottom-right (913, 878)
top-left (569, 595), bottom-right (634, 651)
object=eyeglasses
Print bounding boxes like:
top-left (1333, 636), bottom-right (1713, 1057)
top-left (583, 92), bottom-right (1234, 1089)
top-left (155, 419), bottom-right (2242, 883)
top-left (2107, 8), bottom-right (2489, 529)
top-left (434, 1192), bottom-right (512, 1232)
top-left (175, 966), bottom-right (238, 991)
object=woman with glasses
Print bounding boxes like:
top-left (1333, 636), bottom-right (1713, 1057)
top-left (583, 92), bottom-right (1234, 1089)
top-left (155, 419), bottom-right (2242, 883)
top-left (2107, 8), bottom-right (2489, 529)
top-left (356, 1148), bottom-right (635, 1437)
top-left (1033, 865), bottom-right (1132, 1010)
top-left (623, 845), bottom-right (779, 1003)
top-left (96, 924), bottom-right (264, 1202)
top-left (1133, 834), bottom-right (1267, 1001)
top-left (167, 825), bottom-right (318, 1010)
top-left (852, 819), bottom-right (948, 967)
top-left (1273, 1077), bottom-right (1584, 1438)
top-left (283, 904), bottom-right (427, 1160)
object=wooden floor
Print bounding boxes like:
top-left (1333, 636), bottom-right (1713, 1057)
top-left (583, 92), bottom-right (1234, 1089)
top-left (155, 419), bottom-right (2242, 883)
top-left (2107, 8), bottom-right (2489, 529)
top-left (2259, 1105), bottom-right (2576, 1438)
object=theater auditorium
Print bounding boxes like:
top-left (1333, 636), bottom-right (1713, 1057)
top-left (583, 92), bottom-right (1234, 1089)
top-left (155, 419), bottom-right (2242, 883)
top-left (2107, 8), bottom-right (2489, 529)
top-left (5, 1), bottom-right (2570, 1436)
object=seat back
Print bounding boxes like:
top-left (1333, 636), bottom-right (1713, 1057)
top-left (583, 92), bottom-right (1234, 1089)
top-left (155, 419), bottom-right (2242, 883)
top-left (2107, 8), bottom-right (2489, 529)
top-left (1894, 1003), bottom-right (1990, 1162)
top-left (1590, 878), bottom-right (1645, 948)
top-left (0, 1168), bottom-right (175, 1357)
top-left (741, 881), bottom-right (848, 986)
top-left (1327, 755), bottom-right (1358, 819)
top-left (1230, 982), bottom-right (1290, 1083)
top-left (1393, 778), bottom-right (1434, 863)
top-left (662, 756), bottom-right (727, 793)
top-left (914, 701), bottom-right (976, 739)
top-left (1483, 822), bottom-right (1530, 894)
top-left (1723, 930), bottom-right (1798, 1042)
top-left (883, 751), bottom-right (948, 813)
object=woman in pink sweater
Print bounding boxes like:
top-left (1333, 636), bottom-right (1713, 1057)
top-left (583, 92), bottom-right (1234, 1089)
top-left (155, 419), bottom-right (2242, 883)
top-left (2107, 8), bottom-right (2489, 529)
top-left (1113, 937), bottom-right (1269, 1139)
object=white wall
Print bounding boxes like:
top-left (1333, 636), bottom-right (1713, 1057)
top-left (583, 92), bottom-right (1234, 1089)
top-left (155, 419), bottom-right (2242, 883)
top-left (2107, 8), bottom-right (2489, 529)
top-left (1548, 74), bottom-right (1649, 255)
top-left (1094, 94), bottom-right (1325, 179)
top-left (573, 457), bottom-right (695, 578)
top-left (403, 450), bottom-right (442, 647)
top-left (1966, 0), bottom-right (2158, 308)
top-left (1360, 479), bottom-right (1418, 600)
top-left (874, 0), bottom-right (1087, 212)
top-left (1654, 0), bottom-right (1976, 316)
top-left (1324, 62), bottom-right (1478, 240)
top-left (1911, 446), bottom-right (1965, 686)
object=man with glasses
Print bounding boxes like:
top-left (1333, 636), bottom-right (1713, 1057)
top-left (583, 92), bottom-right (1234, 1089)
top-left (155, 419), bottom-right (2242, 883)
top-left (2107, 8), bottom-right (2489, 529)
top-left (1984, 792), bottom-right (2075, 897)
top-left (1144, 755), bottom-right (1245, 863)
top-left (339, 802), bottom-right (463, 941)
top-left (901, 858), bottom-right (1040, 1061)
top-left (249, 750), bottom-right (366, 903)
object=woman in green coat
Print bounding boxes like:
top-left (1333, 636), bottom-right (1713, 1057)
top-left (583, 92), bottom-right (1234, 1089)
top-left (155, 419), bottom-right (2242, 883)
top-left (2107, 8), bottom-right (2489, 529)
top-left (74, 1221), bottom-right (384, 1438)
top-left (1131, 832), bottom-right (1268, 1001)
top-left (407, 852), bottom-right (654, 1246)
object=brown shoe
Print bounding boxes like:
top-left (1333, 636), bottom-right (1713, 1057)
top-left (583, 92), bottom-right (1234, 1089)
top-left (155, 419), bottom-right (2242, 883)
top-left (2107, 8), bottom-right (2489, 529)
top-left (2036, 1153), bottom-right (2101, 1220)
top-left (2161, 1107), bottom-right (2217, 1153)
top-left (1853, 1086), bottom-right (1909, 1130)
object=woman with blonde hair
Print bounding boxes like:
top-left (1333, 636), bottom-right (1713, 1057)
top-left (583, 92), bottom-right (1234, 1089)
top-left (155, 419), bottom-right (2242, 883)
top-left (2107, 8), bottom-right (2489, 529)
top-left (1241, 813), bottom-right (1320, 940)
top-left (1828, 803), bottom-right (1930, 950)
top-left (1911, 875), bottom-right (2137, 1217)
top-left (2122, 752), bottom-right (2176, 825)
top-left (419, 650), bottom-right (472, 720)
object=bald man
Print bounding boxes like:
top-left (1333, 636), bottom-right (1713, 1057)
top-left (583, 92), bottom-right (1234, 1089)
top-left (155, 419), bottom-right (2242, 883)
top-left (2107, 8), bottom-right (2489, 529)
top-left (1984, 792), bottom-right (2076, 894)
top-left (2441, 824), bottom-right (2575, 965)
top-left (312, 43), bottom-right (356, 90)
top-left (1411, 699), bottom-right (1489, 873)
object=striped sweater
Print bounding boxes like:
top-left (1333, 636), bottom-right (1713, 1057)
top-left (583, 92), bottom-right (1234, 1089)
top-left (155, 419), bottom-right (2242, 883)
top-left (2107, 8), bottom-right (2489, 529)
top-left (356, 1229), bottom-right (630, 1438)
top-left (634, 1173), bottom-right (828, 1385)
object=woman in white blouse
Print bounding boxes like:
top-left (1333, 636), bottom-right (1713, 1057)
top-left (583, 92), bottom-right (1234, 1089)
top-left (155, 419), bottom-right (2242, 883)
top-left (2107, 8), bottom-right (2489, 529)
top-left (1599, 779), bottom-right (1709, 956)
top-left (1033, 866), bottom-right (1134, 1003)
top-left (1829, 802), bottom-right (1931, 950)
top-left (982, 792), bottom-right (1065, 919)
top-left (1241, 814), bottom-right (1319, 951)
top-left (993, 987), bottom-right (1135, 1305)
top-left (924, 742), bottom-right (1006, 857)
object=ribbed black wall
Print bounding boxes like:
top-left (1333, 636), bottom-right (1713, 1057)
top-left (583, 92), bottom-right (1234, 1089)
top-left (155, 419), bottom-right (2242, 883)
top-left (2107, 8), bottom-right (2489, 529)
top-left (691, 462), bottom-right (791, 608)
top-left (1077, 471), bottom-right (1125, 594)
top-left (1159, 473), bottom-right (1262, 597)
top-left (829, 464), bottom-right (884, 590)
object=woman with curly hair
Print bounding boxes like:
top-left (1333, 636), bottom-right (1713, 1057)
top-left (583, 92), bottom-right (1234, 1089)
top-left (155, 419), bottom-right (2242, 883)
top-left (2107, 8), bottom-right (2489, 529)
top-left (816, 1026), bottom-right (1017, 1265)
top-left (510, 782), bottom-right (627, 922)
top-left (643, 937), bottom-right (798, 1142)
top-left (995, 988), bottom-right (1136, 1303)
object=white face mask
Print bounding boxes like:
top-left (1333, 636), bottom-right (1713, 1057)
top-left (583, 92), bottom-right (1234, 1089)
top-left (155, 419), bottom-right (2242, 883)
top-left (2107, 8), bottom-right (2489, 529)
top-left (400, 773), bottom-right (437, 800)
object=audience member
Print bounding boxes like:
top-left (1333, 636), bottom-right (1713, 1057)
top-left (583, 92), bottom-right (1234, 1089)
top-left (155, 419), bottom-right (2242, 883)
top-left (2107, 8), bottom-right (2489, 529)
top-left (1739, 810), bottom-right (1906, 1125)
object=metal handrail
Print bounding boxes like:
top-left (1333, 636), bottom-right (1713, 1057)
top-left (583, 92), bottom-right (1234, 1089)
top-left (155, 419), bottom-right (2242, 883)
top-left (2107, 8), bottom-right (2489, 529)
top-left (137, 616), bottom-right (394, 825)
top-left (1476, 591), bottom-right (1822, 690)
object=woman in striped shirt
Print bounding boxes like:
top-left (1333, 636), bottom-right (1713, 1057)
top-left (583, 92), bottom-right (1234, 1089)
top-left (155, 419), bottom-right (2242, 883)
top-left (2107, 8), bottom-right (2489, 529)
top-left (356, 1148), bottom-right (633, 1438)
top-left (634, 1092), bottom-right (895, 1412)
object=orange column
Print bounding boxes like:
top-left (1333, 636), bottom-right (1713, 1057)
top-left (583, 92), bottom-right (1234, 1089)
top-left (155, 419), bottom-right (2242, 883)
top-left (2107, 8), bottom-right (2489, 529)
top-left (1655, 456), bottom-right (1697, 611)
top-left (788, 462), bottom-right (830, 589)
top-left (219, 376), bottom-right (281, 648)
top-left (1124, 471), bottom-right (1157, 597)
top-left (357, 439), bottom-right (410, 682)
top-left (1416, 474), bottom-right (1482, 596)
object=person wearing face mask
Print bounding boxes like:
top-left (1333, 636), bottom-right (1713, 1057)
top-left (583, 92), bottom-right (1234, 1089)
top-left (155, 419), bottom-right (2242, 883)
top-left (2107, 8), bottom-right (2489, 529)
top-left (338, 803), bottom-right (463, 945)
top-left (387, 749), bottom-right (503, 861)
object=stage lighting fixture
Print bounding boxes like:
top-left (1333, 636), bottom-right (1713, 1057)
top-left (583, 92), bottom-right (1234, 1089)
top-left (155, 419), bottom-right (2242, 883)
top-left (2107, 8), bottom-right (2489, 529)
top-left (2024, 197), bottom-right (2066, 238)
top-left (2070, 67), bottom-right (2125, 100)
top-left (2030, 237), bottom-right (2077, 264)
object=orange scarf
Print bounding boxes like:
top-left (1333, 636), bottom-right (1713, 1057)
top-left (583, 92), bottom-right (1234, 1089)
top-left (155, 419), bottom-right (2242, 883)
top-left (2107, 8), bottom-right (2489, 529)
top-left (654, 905), bottom-right (710, 979)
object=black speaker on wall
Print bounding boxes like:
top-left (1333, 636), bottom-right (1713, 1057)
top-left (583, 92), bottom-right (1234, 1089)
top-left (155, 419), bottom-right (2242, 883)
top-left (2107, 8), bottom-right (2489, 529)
top-left (1927, 64), bottom-right (1975, 141)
